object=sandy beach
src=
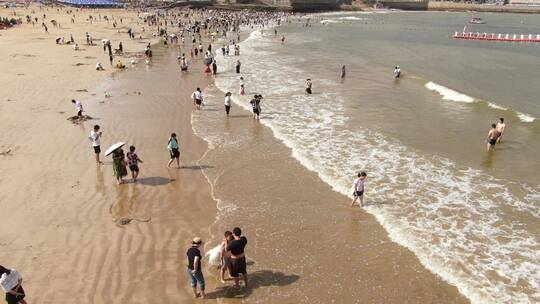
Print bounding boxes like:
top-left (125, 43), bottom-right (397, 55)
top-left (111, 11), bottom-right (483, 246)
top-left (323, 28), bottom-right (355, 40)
top-left (4, 4), bottom-right (537, 304)
top-left (0, 5), bottom-right (221, 302)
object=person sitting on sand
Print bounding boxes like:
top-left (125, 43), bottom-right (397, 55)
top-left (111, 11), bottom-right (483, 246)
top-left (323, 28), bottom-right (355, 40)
top-left (115, 60), bottom-right (125, 69)
top-left (73, 43), bottom-right (79, 51)
top-left (72, 99), bottom-right (83, 117)
top-left (0, 265), bottom-right (27, 304)
top-left (95, 63), bottom-right (104, 71)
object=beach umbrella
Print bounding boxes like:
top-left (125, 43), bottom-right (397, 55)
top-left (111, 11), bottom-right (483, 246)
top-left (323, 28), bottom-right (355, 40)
top-left (105, 142), bottom-right (125, 156)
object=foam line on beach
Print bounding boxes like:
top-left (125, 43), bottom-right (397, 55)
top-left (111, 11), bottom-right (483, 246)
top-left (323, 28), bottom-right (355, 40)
top-left (425, 81), bottom-right (475, 103)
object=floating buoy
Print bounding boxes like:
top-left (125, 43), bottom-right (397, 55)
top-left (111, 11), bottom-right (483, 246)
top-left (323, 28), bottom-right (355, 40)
top-left (453, 32), bottom-right (540, 43)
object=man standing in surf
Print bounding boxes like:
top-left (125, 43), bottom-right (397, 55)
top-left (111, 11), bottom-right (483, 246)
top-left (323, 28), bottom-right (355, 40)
top-left (226, 227), bottom-right (248, 288)
top-left (486, 123), bottom-right (499, 152)
top-left (496, 118), bottom-right (506, 143)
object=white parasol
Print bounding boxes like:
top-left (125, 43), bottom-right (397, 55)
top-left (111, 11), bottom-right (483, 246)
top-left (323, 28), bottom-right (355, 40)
top-left (105, 142), bottom-right (125, 156)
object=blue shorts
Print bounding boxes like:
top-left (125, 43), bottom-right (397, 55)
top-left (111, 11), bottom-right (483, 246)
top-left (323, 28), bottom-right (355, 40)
top-left (187, 269), bottom-right (205, 290)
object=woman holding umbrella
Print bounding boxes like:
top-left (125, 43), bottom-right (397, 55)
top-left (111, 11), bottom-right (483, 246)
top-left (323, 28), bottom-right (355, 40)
top-left (106, 142), bottom-right (128, 185)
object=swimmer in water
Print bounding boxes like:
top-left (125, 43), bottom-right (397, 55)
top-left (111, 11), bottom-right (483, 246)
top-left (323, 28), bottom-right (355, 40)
top-left (393, 66), bottom-right (401, 79)
top-left (496, 117), bottom-right (506, 143)
top-left (486, 123), bottom-right (499, 152)
top-left (305, 79), bottom-right (312, 94)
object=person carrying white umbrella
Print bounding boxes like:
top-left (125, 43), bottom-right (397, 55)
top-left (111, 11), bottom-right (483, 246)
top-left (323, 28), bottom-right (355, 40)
top-left (105, 142), bottom-right (128, 185)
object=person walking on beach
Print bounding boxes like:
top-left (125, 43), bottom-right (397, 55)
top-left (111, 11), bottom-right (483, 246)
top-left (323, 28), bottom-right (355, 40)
top-left (227, 227), bottom-right (248, 288)
top-left (191, 88), bottom-right (203, 110)
top-left (112, 147), bottom-right (127, 185)
top-left (72, 99), bottom-right (83, 117)
top-left (126, 145), bottom-right (143, 182)
top-left (167, 133), bottom-right (180, 168)
top-left (486, 123), bottom-right (499, 152)
top-left (341, 65), bottom-right (346, 79)
top-left (88, 125), bottom-right (102, 164)
top-left (235, 60), bottom-right (241, 74)
top-left (351, 172), bottom-right (367, 207)
top-left (0, 265), bottom-right (27, 304)
top-left (224, 92), bottom-right (232, 116)
top-left (187, 237), bottom-right (206, 299)
top-left (219, 231), bottom-right (234, 283)
top-left (305, 79), bottom-right (312, 94)
top-left (212, 60), bottom-right (217, 76)
top-left (496, 117), bottom-right (506, 143)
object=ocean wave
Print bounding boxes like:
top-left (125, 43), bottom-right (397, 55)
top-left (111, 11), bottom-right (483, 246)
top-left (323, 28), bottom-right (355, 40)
top-left (425, 81), bottom-right (475, 103)
top-left (516, 111), bottom-right (536, 123)
top-left (424, 81), bottom-right (537, 123)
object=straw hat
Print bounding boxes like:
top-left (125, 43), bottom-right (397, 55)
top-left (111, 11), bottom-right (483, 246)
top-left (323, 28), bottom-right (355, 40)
top-left (192, 237), bottom-right (202, 245)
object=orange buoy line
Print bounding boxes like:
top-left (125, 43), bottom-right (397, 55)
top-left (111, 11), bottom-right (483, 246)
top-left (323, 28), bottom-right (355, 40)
top-left (453, 32), bottom-right (540, 42)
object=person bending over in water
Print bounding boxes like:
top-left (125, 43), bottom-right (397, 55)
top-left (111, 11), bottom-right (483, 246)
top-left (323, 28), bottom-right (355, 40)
top-left (486, 123), bottom-right (499, 152)
top-left (351, 172), bottom-right (367, 207)
top-left (305, 79), bottom-right (312, 94)
top-left (496, 117), bottom-right (506, 143)
top-left (393, 66), bottom-right (401, 79)
top-left (72, 99), bottom-right (83, 117)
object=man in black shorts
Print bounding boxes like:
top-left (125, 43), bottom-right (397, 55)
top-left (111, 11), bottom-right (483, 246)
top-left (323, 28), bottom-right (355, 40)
top-left (226, 227), bottom-right (248, 288)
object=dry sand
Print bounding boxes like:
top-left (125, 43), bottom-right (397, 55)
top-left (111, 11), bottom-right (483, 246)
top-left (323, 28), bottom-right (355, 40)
top-left (0, 5), bottom-right (221, 303)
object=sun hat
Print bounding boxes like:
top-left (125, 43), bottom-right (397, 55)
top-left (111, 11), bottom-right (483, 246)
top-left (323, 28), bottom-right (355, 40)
top-left (192, 237), bottom-right (202, 245)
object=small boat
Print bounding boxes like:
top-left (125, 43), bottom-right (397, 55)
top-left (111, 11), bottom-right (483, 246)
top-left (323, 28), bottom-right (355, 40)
top-left (469, 17), bottom-right (486, 24)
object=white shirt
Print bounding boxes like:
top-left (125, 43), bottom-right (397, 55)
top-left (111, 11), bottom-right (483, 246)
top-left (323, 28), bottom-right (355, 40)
top-left (89, 130), bottom-right (101, 147)
top-left (354, 178), bottom-right (364, 192)
top-left (74, 100), bottom-right (83, 112)
top-left (0, 270), bottom-right (20, 292)
top-left (224, 96), bottom-right (231, 106)
top-left (192, 91), bottom-right (202, 101)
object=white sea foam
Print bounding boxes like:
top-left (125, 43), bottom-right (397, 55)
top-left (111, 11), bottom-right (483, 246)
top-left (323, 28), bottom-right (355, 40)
top-left (425, 81), bottom-right (475, 103)
top-left (516, 111), bottom-right (536, 123)
top-left (320, 19), bottom-right (340, 24)
top-left (208, 29), bottom-right (540, 304)
top-left (487, 102), bottom-right (508, 110)
top-left (338, 16), bottom-right (366, 21)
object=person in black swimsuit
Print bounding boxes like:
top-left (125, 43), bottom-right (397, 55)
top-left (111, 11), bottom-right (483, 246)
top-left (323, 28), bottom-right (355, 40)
top-left (226, 227), bottom-right (248, 288)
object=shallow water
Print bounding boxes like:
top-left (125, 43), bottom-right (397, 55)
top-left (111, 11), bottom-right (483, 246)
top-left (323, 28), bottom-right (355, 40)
top-left (192, 11), bottom-right (540, 304)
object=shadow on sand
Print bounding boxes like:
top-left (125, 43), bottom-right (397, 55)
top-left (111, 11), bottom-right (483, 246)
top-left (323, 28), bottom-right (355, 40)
top-left (135, 176), bottom-right (174, 186)
top-left (204, 270), bottom-right (299, 300)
